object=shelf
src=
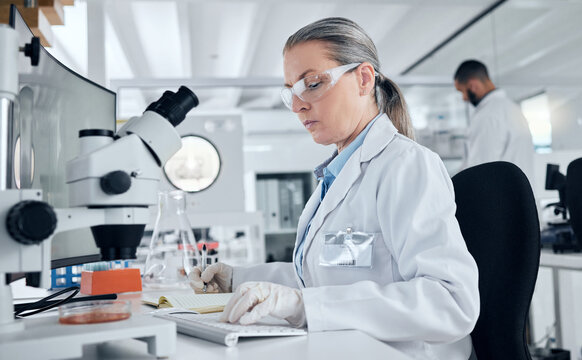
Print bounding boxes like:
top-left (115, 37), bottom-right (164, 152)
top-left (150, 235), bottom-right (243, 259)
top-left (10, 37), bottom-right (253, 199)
top-left (265, 229), bottom-right (297, 235)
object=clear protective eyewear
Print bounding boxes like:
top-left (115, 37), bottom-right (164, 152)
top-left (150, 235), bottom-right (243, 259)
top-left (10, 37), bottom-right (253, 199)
top-left (281, 63), bottom-right (361, 110)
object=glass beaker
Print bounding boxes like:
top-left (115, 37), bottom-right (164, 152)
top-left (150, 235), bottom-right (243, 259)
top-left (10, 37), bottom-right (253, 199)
top-left (143, 190), bottom-right (199, 288)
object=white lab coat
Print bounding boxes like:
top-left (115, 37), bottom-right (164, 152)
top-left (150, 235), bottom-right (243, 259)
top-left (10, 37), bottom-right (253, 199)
top-left (464, 89), bottom-right (535, 186)
top-left (234, 114), bottom-right (480, 360)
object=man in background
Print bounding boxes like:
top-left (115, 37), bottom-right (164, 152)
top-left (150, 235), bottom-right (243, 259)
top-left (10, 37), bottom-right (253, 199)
top-left (454, 59), bottom-right (534, 185)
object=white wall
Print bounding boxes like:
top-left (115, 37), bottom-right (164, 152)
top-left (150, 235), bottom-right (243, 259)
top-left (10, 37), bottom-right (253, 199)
top-left (242, 110), bottom-right (333, 211)
top-left (242, 110), bottom-right (333, 173)
top-left (548, 87), bottom-right (582, 152)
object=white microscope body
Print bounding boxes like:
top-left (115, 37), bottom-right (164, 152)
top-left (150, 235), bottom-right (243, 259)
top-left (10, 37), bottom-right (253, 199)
top-left (0, 23), bottom-right (199, 359)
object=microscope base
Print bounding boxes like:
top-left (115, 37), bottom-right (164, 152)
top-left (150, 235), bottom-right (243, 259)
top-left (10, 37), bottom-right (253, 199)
top-left (0, 313), bottom-right (176, 360)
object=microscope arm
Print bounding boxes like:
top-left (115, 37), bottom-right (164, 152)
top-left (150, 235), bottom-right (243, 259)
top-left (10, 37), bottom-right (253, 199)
top-left (54, 207), bottom-right (150, 234)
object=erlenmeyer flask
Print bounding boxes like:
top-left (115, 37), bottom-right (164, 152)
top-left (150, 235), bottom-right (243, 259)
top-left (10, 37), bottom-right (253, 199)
top-left (143, 190), bottom-right (199, 288)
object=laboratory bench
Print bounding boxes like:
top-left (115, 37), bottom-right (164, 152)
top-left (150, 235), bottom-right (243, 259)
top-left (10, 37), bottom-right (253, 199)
top-left (538, 249), bottom-right (582, 352)
top-left (7, 281), bottom-right (413, 360)
top-left (74, 328), bottom-right (410, 360)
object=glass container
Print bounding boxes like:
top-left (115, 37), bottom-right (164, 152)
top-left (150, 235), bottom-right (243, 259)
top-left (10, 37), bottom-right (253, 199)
top-left (58, 300), bottom-right (131, 325)
top-left (143, 190), bottom-right (199, 288)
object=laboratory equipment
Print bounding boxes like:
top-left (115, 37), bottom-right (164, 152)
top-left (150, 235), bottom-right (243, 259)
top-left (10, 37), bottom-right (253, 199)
top-left (530, 346), bottom-right (571, 360)
top-left (0, 6), bottom-right (199, 358)
top-left (9, 7), bottom-right (116, 270)
top-left (566, 158), bottom-right (582, 246)
top-left (163, 135), bottom-right (221, 192)
top-left (79, 266), bottom-right (142, 295)
top-left (58, 300), bottom-right (131, 325)
top-left (187, 212), bottom-right (265, 266)
top-left (541, 163), bottom-right (581, 253)
top-left (14, 294), bottom-right (117, 314)
top-left (160, 114), bottom-right (245, 214)
top-left (143, 190), bottom-right (198, 288)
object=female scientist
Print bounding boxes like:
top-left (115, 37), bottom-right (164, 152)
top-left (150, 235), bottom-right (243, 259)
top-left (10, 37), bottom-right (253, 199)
top-left (190, 17), bottom-right (480, 359)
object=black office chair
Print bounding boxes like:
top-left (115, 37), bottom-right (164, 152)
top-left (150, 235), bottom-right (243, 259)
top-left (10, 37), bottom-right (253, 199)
top-left (452, 161), bottom-right (540, 360)
top-left (567, 158), bottom-right (582, 244)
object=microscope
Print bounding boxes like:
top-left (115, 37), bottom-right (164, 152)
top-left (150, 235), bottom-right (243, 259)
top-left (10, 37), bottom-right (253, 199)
top-left (541, 163), bottom-right (580, 253)
top-left (0, 23), bottom-right (199, 358)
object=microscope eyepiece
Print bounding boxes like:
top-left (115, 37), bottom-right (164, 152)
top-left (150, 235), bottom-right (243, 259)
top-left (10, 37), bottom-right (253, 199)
top-left (145, 86), bottom-right (199, 127)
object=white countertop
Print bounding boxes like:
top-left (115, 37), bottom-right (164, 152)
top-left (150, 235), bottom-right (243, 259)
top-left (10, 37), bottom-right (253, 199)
top-left (79, 328), bottom-right (411, 360)
top-left (539, 249), bottom-right (582, 270)
top-left (8, 282), bottom-right (413, 360)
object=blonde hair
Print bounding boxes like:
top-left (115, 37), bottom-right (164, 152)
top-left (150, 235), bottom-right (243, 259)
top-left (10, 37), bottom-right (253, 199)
top-left (284, 17), bottom-right (414, 140)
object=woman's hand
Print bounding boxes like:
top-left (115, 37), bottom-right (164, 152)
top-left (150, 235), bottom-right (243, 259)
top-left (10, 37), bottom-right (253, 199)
top-left (189, 262), bottom-right (233, 293)
top-left (220, 282), bottom-right (306, 327)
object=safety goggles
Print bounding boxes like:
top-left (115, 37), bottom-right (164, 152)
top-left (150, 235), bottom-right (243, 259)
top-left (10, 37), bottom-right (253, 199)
top-left (280, 63), bottom-right (361, 110)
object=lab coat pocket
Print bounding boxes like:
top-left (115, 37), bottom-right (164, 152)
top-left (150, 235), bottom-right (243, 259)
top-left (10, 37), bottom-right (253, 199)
top-left (319, 228), bottom-right (375, 268)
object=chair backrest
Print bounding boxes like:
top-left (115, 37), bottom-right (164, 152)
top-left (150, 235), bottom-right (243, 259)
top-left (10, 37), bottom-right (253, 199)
top-left (452, 161), bottom-right (540, 360)
top-left (567, 158), bottom-right (582, 242)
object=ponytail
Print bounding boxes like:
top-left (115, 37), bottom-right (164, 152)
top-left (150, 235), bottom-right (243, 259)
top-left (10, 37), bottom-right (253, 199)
top-left (376, 73), bottom-right (414, 140)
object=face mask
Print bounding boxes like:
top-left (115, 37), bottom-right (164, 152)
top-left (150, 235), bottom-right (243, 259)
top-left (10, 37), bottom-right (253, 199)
top-left (467, 89), bottom-right (480, 107)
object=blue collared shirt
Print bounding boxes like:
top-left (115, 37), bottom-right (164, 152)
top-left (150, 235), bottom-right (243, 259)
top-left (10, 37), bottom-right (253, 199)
top-left (294, 113), bottom-right (381, 284)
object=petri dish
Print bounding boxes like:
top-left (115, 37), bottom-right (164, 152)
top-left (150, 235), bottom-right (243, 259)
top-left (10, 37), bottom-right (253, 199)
top-left (59, 300), bottom-right (131, 325)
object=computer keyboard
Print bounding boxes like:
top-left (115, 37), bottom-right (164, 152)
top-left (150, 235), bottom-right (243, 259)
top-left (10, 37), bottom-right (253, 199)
top-left (153, 311), bottom-right (307, 347)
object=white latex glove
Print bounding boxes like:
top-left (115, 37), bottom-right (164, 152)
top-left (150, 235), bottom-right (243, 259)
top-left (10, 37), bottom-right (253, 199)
top-left (220, 281), bottom-right (306, 327)
top-left (189, 262), bottom-right (233, 294)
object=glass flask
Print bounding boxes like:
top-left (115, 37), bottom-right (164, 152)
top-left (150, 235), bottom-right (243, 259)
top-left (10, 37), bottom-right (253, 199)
top-left (143, 190), bottom-right (199, 288)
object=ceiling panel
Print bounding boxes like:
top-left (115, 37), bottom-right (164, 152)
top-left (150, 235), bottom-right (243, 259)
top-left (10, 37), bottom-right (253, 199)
top-left (132, 1), bottom-right (183, 77)
top-left (106, 1), bottom-right (152, 77)
top-left (377, 4), bottom-right (493, 76)
top-left (246, 3), bottom-right (339, 77)
top-left (408, 0), bottom-right (582, 85)
top-left (105, 14), bottom-right (134, 79)
top-left (188, 2), bottom-right (260, 77)
top-left (45, 0), bottom-right (580, 120)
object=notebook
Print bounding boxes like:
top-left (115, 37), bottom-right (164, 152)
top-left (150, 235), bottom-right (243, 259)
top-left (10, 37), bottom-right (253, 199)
top-left (153, 311), bottom-right (307, 347)
top-left (142, 293), bottom-right (232, 314)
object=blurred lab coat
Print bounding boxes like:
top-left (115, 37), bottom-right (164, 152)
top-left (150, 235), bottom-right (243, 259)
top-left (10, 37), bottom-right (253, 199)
top-left (234, 115), bottom-right (480, 360)
top-left (464, 89), bottom-right (535, 186)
